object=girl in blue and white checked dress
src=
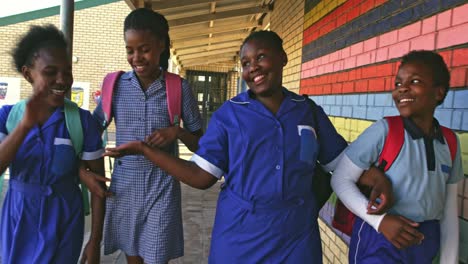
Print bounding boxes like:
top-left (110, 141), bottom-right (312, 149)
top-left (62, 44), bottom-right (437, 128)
top-left (93, 9), bottom-right (202, 264)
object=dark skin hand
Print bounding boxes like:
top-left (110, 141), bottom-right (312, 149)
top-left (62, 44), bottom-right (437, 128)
top-left (358, 166), bottom-right (395, 215)
top-left (79, 164), bottom-right (113, 198)
top-left (378, 214), bottom-right (424, 249)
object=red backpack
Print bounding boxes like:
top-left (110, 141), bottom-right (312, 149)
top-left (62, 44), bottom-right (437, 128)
top-left (332, 115), bottom-right (458, 236)
top-left (100, 71), bottom-right (183, 128)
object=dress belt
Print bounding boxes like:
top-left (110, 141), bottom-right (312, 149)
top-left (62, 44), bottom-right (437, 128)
top-left (9, 179), bottom-right (78, 196)
top-left (224, 188), bottom-right (312, 214)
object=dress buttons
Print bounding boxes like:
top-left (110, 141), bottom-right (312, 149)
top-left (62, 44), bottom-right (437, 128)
top-left (275, 165), bottom-right (281, 170)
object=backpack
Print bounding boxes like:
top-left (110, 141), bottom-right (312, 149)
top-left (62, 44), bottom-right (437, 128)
top-left (331, 115), bottom-right (458, 236)
top-left (1, 99), bottom-right (92, 215)
top-left (100, 71), bottom-right (182, 129)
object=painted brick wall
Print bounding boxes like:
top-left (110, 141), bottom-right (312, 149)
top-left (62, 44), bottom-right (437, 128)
top-left (270, 0), bottom-right (304, 94)
top-left (301, 0), bottom-right (468, 263)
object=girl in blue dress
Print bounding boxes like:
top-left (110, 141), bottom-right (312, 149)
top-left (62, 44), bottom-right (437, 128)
top-left (104, 30), bottom-right (349, 263)
top-left (0, 25), bottom-right (106, 264)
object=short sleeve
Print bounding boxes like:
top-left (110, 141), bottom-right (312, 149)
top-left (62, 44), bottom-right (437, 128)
top-left (80, 109), bottom-right (104, 161)
top-left (345, 119), bottom-right (388, 170)
top-left (180, 79), bottom-right (202, 132)
top-left (0, 105), bottom-right (13, 142)
top-left (191, 108), bottom-right (228, 178)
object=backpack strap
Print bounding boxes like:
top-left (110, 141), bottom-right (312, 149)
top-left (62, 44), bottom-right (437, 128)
top-left (440, 126), bottom-right (457, 162)
top-left (6, 100), bottom-right (27, 133)
top-left (378, 116), bottom-right (405, 171)
top-left (165, 71), bottom-right (182, 126)
top-left (64, 99), bottom-right (83, 157)
top-left (101, 71), bottom-right (124, 127)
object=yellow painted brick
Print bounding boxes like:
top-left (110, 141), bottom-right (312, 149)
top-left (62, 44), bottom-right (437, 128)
top-left (323, 245), bottom-right (334, 262)
top-left (336, 237), bottom-right (349, 253)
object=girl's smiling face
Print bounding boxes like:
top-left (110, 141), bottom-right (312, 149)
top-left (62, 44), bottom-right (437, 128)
top-left (240, 39), bottom-right (287, 98)
top-left (23, 47), bottom-right (73, 108)
top-left (124, 29), bottom-right (165, 87)
top-left (392, 61), bottom-right (444, 122)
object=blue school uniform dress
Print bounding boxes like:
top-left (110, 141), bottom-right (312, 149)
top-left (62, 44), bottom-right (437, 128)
top-left (345, 118), bottom-right (464, 264)
top-left (0, 105), bottom-right (103, 264)
top-left (191, 88), bottom-right (347, 263)
top-left (96, 71), bottom-right (202, 264)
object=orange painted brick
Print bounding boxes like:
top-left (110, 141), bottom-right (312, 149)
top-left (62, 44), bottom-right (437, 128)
top-left (384, 77), bottom-right (395, 91)
top-left (439, 50), bottom-right (453, 67)
top-left (323, 84), bottom-right (332, 94)
top-left (368, 78), bottom-right (385, 91)
top-left (362, 66), bottom-right (378, 79)
top-left (355, 80), bottom-right (369, 92)
top-left (450, 67), bottom-right (467, 87)
top-left (342, 82), bottom-right (355, 93)
top-left (452, 48), bottom-right (468, 67)
top-left (332, 83), bottom-right (343, 93)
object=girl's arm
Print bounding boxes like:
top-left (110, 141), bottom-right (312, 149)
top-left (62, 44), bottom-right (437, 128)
top-left (80, 158), bottom-right (106, 264)
top-left (439, 183), bottom-right (459, 263)
top-left (145, 127), bottom-right (202, 153)
top-left (106, 141), bottom-right (218, 189)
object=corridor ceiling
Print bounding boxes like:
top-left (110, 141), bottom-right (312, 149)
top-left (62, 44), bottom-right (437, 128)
top-left (124, 0), bottom-right (274, 69)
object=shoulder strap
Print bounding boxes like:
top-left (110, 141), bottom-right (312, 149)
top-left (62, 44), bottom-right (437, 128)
top-left (165, 71), bottom-right (182, 126)
top-left (440, 126), bottom-right (457, 162)
top-left (378, 116), bottom-right (405, 171)
top-left (64, 99), bottom-right (83, 157)
top-left (101, 71), bottom-right (124, 127)
top-left (6, 100), bottom-right (28, 133)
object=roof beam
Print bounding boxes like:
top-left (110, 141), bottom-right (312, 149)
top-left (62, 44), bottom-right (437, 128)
top-left (178, 47), bottom-right (239, 60)
top-left (175, 41), bottom-right (242, 56)
top-left (182, 55), bottom-right (237, 67)
top-left (168, 5), bottom-right (272, 27)
top-left (170, 22), bottom-right (256, 40)
top-left (172, 33), bottom-right (248, 49)
top-left (152, 0), bottom-right (226, 11)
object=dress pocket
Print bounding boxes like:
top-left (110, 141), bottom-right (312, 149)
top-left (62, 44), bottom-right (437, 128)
top-left (298, 125), bottom-right (318, 164)
top-left (51, 138), bottom-right (77, 176)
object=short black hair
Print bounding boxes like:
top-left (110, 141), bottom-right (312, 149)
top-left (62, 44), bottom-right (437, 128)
top-left (241, 30), bottom-right (285, 53)
top-left (11, 24), bottom-right (68, 73)
top-left (124, 8), bottom-right (170, 71)
top-left (400, 50), bottom-right (450, 105)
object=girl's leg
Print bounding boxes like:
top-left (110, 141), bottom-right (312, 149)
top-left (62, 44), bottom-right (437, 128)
top-left (126, 255), bottom-right (144, 264)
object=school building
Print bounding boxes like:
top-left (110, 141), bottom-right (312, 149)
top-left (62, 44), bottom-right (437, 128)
top-left (0, 0), bottom-right (467, 263)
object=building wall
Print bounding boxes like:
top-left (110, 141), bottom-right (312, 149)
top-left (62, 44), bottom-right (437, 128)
top-left (299, 0), bottom-right (468, 263)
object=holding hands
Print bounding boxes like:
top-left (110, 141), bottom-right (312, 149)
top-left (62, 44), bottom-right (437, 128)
top-left (378, 214), bottom-right (424, 249)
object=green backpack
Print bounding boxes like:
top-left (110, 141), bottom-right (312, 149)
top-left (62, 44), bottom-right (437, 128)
top-left (1, 99), bottom-right (91, 215)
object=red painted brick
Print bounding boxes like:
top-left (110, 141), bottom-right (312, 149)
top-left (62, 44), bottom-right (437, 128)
top-left (437, 23), bottom-right (468, 49)
top-left (337, 11), bottom-right (348, 27)
top-left (388, 41), bottom-right (410, 60)
top-left (375, 63), bottom-right (394, 77)
top-left (337, 71), bottom-right (349, 82)
top-left (410, 33), bottom-right (436, 51)
top-left (398, 22), bottom-right (422, 41)
top-left (422, 16), bottom-right (437, 34)
top-left (362, 66), bottom-right (377, 79)
top-left (384, 77), bottom-right (395, 91)
top-left (360, 0), bottom-right (375, 15)
top-left (356, 53), bottom-right (371, 67)
top-left (450, 67), bottom-right (467, 87)
top-left (350, 42), bottom-right (364, 56)
top-left (368, 78), bottom-right (385, 92)
top-left (376, 47), bottom-right (389, 62)
top-left (452, 49), bottom-right (468, 67)
top-left (355, 80), bottom-right (369, 92)
top-left (452, 3), bottom-right (468, 26)
top-left (364, 38), bottom-right (378, 52)
top-left (439, 50), bottom-right (452, 67)
top-left (379, 31), bottom-right (398, 47)
top-left (347, 6), bottom-right (360, 22)
top-left (437, 10), bottom-right (452, 30)
top-left (374, 0), bottom-right (388, 7)
top-left (323, 84), bottom-right (332, 94)
top-left (342, 82), bottom-right (355, 93)
top-left (332, 83), bottom-right (343, 93)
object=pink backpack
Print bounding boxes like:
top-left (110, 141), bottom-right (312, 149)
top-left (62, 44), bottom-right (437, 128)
top-left (100, 71), bottom-right (183, 127)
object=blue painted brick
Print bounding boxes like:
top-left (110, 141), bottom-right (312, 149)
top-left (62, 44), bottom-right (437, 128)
top-left (442, 0), bottom-right (466, 9)
top-left (422, 0), bottom-right (439, 15)
top-left (452, 110), bottom-right (463, 130)
top-left (367, 94), bottom-right (375, 106)
top-left (366, 107), bottom-right (384, 121)
top-left (374, 93), bottom-right (393, 107)
top-left (349, 95), bottom-right (360, 106)
top-left (453, 90), bottom-right (468, 109)
top-left (383, 106), bottom-right (399, 117)
top-left (462, 110), bottom-right (468, 131)
top-left (325, 95), bottom-right (336, 105)
top-left (375, 18), bottom-right (392, 35)
top-left (342, 106), bottom-right (353, 118)
top-left (360, 25), bottom-right (374, 40)
top-left (322, 105), bottom-right (331, 115)
top-left (336, 95), bottom-right (343, 106)
top-left (353, 106), bottom-right (368, 119)
top-left (359, 94), bottom-right (368, 106)
top-left (390, 8), bottom-right (413, 28)
top-left (382, 0), bottom-right (400, 16)
top-left (330, 106), bottom-right (342, 116)
top-left (311, 96), bottom-right (323, 105)
top-left (412, 3), bottom-right (425, 19)
top-left (442, 91), bottom-right (454, 109)
top-left (434, 109), bottom-right (453, 127)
